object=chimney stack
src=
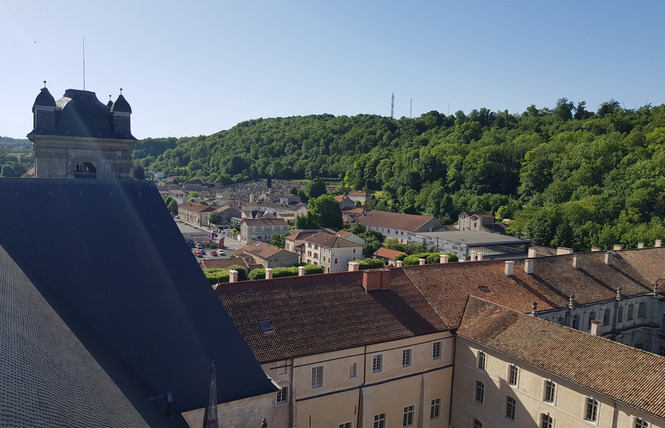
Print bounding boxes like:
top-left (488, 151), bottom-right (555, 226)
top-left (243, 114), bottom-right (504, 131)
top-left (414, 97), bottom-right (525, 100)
top-left (419, 258), bottom-right (426, 266)
top-left (527, 247), bottom-right (537, 258)
top-left (505, 261), bottom-right (515, 276)
top-left (477, 252), bottom-right (484, 261)
top-left (362, 269), bottom-right (391, 292)
top-left (298, 266), bottom-right (306, 276)
top-left (613, 244), bottom-right (623, 251)
top-left (572, 255), bottom-right (579, 269)
top-left (557, 247), bottom-right (573, 255)
top-left (656, 239), bottom-right (663, 248)
top-left (605, 252), bottom-right (612, 265)
top-left (439, 254), bottom-right (449, 264)
top-left (590, 320), bottom-right (602, 336)
top-left (524, 259), bottom-right (534, 274)
top-left (591, 247), bottom-right (601, 252)
top-left (229, 269), bottom-right (238, 283)
top-left (470, 251), bottom-right (477, 261)
top-left (265, 268), bottom-right (273, 279)
top-left (396, 260), bottom-right (403, 267)
top-left (348, 262), bottom-right (360, 271)
top-left (637, 242), bottom-right (644, 249)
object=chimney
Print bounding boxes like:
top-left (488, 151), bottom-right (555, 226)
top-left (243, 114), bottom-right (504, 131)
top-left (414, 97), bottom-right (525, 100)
top-left (569, 295), bottom-right (575, 309)
top-left (439, 254), bottom-right (449, 264)
top-left (613, 244), bottom-right (623, 251)
top-left (348, 262), bottom-right (360, 271)
top-left (419, 258), bottom-right (426, 266)
top-left (590, 320), bottom-right (602, 336)
top-left (229, 269), bottom-right (238, 283)
top-left (604, 252), bottom-right (612, 265)
top-left (591, 247), bottom-right (601, 252)
top-left (637, 242), bottom-right (644, 249)
top-left (531, 302), bottom-right (537, 316)
top-left (265, 268), bottom-right (273, 279)
top-left (504, 261), bottom-right (515, 276)
top-left (298, 266), bottom-right (306, 276)
top-left (616, 287), bottom-right (622, 301)
top-left (470, 251), bottom-right (477, 261)
top-left (656, 239), bottom-right (663, 248)
top-left (362, 269), bottom-right (391, 292)
top-left (527, 247), bottom-right (537, 258)
top-left (556, 247), bottom-right (573, 255)
top-left (396, 260), bottom-right (403, 267)
top-left (572, 255), bottom-right (579, 269)
top-left (524, 259), bottom-right (534, 274)
top-left (477, 252), bottom-right (483, 261)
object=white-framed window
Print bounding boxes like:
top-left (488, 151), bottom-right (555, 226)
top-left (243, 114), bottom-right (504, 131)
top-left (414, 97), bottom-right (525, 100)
top-left (544, 380), bottom-right (556, 403)
top-left (508, 364), bottom-right (519, 386)
top-left (311, 365), bottom-right (324, 389)
top-left (276, 386), bottom-right (288, 404)
top-left (477, 350), bottom-right (486, 370)
top-left (402, 349), bottom-right (412, 368)
top-left (372, 354), bottom-right (383, 373)
top-left (402, 405), bottom-right (414, 427)
top-left (432, 341), bottom-right (442, 360)
top-left (475, 381), bottom-right (484, 404)
top-left (349, 362), bottom-right (357, 378)
top-left (473, 418), bottom-right (483, 428)
top-left (541, 414), bottom-right (553, 428)
top-left (373, 413), bottom-right (386, 428)
top-left (339, 423), bottom-right (352, 428)
top-left (506, 396), bottom-right (516, 420)
top-left (585, 397), bottom-right (598, 422)
top-left (635, 417), bottom-right (649, 428)
top-left (430, 398), bottom-right (441, 419)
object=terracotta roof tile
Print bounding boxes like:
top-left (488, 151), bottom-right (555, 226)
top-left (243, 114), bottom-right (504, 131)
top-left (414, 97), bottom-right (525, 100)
top-left (374, 248), bottom-right (405, 259)
top-left (179, 201), bottom-right (215, 213)
top-left (358, 210), bottom-right (441, 232)
top-left (303, 232), bottom-right (360, 248)
top-left (458, 296), bottom-right (665, 419)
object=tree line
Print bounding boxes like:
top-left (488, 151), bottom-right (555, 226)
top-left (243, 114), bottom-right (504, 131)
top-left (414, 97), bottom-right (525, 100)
top-left (134, 99), bottom-right (665, 251)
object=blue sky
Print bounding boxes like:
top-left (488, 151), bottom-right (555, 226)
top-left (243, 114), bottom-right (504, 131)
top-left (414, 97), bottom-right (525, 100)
top-left (2, 0), bottom-right (665, 139)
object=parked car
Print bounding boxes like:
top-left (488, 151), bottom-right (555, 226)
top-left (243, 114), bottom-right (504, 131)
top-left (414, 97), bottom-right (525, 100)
top-left (210, 250), bottom-right (218, 256)
top-left (194, 251), bottom-right (203, 258)
top-left (218, 250), bottom-right (225, 255)
top-left (195, 243), bottom-right (203, 249)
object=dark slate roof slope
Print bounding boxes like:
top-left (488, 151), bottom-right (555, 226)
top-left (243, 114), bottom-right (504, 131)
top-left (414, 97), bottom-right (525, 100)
top-left (216, 269), bottom-right (448, 363)
top-left (0, 178), bottom-right (275, 414)
top-left (0, 244), bottom-right (155, 427)
top-left (458, 296), bottom-right (665, 419)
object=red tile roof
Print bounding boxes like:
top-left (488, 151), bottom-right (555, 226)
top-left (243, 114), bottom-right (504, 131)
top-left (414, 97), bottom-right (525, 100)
top-left (303, 232), bottom-right (361, 248)
top-left (358, 210), bottom-right (441, 232)
top-left (237, 242), bottom-right (289, 259)
top-left (215, 269), bottom-right (448, 363)
top-left (458, 296), bottom-right (665, 419)
top-left (374, 247), bottom-right (405, 260)
top-left (179, 202), bottom-right (215, 213)
top-left (242, 218), bottom-right (287, 227)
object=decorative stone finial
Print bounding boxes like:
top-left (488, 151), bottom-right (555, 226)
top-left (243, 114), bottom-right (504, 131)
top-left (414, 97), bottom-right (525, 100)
top-left (568, 295), bottom-right (575, 309)
top-left (531, 302), bottom-right (537, 315)
top-left (43, 80), bottom-right (47, 88)
top-left (616, 287), bottom-right (622, 301)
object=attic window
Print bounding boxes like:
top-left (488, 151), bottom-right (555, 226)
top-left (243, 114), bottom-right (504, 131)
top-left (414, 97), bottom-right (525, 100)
top-left (478, 286), bottom-right (492, 293)
top-left (259, 320), bottom-right (274, 332)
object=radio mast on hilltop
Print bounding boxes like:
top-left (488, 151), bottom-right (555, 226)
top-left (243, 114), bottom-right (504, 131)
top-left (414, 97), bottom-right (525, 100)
top-left (390, 92), bottom-right (395, 119)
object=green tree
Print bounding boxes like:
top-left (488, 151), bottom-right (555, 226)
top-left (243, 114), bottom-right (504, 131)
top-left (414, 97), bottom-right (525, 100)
top-left (209, 211), bottom-right (223, 225)
top-left (270, 233), bottom-right (287, 248)
top-left (306, 179), bottom-right (327, 199)
top-left (301, 194), bottom-right (343, 229)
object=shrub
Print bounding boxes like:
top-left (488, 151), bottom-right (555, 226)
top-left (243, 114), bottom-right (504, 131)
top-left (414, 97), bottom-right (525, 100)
top-left (304, 264), bottom-right (324, 275)
top-left (351, 258), bottom-right (385, 270)
top-left (203, 268), bottom-right (230, 285)
top-left (249, 268), bottom-right (265, 280)
top-left (227, 265), bottom-right (247, 281)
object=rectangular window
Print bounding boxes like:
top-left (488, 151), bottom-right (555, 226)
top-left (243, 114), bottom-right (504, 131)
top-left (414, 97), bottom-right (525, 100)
top-left (339, 423), bottom-right (352, 428)
top-left (635, 418), bottom-right (649, 428)
top-left (473, 419), bottom-right (483, 428)
top-left (373, 414), bottom-right (386, 428)
top-left (276, 387), bottom-right (288, 404)
top-left (627, 304), bottom-right (634, 320)
top-left (618, 305), bottom-right (623, 323)
top-left (603, 309), bottom-right (610, 325)
top-left (432, 341), bottom-right (442, 360)
top-left (402, 405), bottom-right (414, 427)
top-left (372, 354), bottom-right (383, 373)
top-left (349, 362), bottom-right (357, 378)
top-left (475, 381), bottom-right (484, 404)
top-left (585, 397), bottom-right (598, 421)
top-left (430, 398), bottom-right (441, 419)
top-left (572, 314), bottom-right (580, 329)
top-left (506, 396), bottom-right (516, 420)
top-left (477, 350), bottom-right (486, 370)
top-left (311, 366), bottom-right (323, 389)
top-left (638, 302), bottom-right (647, 318)
top-left (541, 414), bottom-right (553, 428)
top-left (544, 380), bottom-right (556, 403)
top-left (402, 349), bottom-right (412, 368)
top-left (588, 312), bottom-right (596, 329)
top-left (508, 364), bottom-right (519, 386)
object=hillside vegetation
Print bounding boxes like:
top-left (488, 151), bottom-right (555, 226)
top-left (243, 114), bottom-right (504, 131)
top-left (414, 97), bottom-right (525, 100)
top-left (134, 99), bottom-right (665, 251)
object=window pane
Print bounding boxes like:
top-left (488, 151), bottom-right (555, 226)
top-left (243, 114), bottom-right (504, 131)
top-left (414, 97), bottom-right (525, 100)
top-left (430, 398), bottom-right (441, 419)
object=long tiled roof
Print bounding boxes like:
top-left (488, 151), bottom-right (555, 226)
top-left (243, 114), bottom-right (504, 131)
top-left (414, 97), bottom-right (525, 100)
top-left (242, 218), bottom-right (287, 226)
top-left (239, 242), bottom-right (290, 259)
top-left (458, 296), bottom-right (665, 419)
top-left (179, 201), bottom-right (216, 213)
top-left (303, 232), bottom-right (361, 248)
top-left (215, 270), bottom-right (448, 363)
top-left (358, 210), bottom-right (440, 232)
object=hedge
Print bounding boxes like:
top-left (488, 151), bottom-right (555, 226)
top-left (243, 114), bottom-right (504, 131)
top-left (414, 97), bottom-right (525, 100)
top-left (350, 258), bottom-right (385, 270)
top-left (248, 264), bottom-right (324, 280)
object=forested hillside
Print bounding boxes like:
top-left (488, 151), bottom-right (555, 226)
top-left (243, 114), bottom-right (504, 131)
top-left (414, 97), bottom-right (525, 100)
top-left (134, 99), bottom-right (665, 251)
top-left (0, 137), bottom-right (32, 177)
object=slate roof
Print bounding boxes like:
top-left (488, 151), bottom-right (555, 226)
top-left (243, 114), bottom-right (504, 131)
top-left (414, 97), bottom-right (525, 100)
top-left (458, 296), bottom-right (665, 419)
top-left (215, 270), bottom-right (448, 363)
top-left (358, 210), bottom-right (441, 232)
top-left (32, 86), bottom-right (55, 110)
top-left (0, 179), bottom-right (275, 419)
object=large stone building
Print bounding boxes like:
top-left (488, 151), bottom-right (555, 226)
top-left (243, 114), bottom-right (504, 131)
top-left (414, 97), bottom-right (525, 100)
top-left (27, 85), bottom-right (137, 179)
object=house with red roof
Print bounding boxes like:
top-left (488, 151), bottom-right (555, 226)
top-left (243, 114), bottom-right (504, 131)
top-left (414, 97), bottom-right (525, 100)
top-left (358, 210), bottom-right (443, 244)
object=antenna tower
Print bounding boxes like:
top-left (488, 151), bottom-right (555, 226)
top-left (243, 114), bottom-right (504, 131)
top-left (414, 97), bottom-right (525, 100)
top-left (390, 92), bottom-right (395, 119)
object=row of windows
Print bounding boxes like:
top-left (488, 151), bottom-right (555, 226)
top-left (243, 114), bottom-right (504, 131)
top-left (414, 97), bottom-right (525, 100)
top-left (555, 301), bottom-right (650, 330)
top-left (371, 341), bottom-right (443, 374)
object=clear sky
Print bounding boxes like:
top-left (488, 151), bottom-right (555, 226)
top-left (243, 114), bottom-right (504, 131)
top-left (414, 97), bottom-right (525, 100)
top-left (2, 0), bottom-right (665, 139)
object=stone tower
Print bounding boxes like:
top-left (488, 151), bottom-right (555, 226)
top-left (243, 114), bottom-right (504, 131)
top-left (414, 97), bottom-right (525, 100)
top-left (28, 84), bottom-right (137, 179)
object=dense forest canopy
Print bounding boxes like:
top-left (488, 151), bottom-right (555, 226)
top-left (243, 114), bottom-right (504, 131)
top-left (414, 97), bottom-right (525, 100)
top-left (0, 137), bottom-right (32, 178)
top-left (134, 99), bottom-right (665, 251)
